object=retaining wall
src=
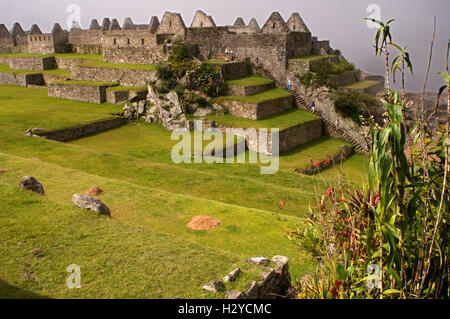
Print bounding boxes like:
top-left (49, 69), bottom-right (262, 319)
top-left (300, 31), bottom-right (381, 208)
top-left (72, 65), bottom-right (157, 86)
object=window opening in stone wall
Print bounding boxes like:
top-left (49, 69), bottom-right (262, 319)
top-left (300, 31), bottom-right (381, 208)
top-left (141, 38), bottom-right (144, 45)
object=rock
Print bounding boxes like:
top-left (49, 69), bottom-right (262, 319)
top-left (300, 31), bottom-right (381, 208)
top-left (29, 248), bottom-right (43, 256)
top-left (19, 176), bottom-right (45, 194)
top-left (193, 107), bottom-right (214, 117)
top-left (85, 186), bottom-right (104, 196)
top-left (147, 86), bottom-right (186, 131)
top-left (202, 280), bottom-right (225, 293)
top-left (246, 281), bottom-right (259, 299)
top-left (223, 268), bottom-right (241, 283)
top-left (72, 194), bottom-right (111, 216)
top-left (212, 103), bottom-right (226, 113)
top-left (224, 291), bottom-right (245, 299)
top-left (22, 270), bottom-right (36, 281)
top-left (272, 255), bottom-right (289, 272)
top-left (248, 257), bottom-right (269, 265)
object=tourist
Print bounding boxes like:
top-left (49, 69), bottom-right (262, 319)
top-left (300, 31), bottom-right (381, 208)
top-left (311, 101), bottom-right (316, 112)
top-left (287, 80), bottom-right (292, 91)
top-left (230, 50), bottom-right (235, 61)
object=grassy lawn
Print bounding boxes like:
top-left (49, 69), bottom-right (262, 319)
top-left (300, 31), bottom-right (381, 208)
top-left (198, 109), bottom-right (320, 131)
top-left (79, 61), bottom-right (157, 71)
top-left (53, 80), bottom-right (119, 87)
top-left (106, 85), bottom-right (148, 92)
top-left (215, 88), bottom-right (292, 104)
top-left (0, 52), bottom-right (103, 61)
top-left (342, 80), bottom-right (378, 89)
top-left (0, 64), bottom-right (71, 77)
top-left (226, 75), bottom-right (273, 87)
top-left (290, 54), bottom-right (331, 61)
top-left (0, 84), bottom-right (368, 298)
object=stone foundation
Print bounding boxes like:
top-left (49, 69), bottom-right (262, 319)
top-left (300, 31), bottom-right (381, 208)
top-left (72, 65), bottom-right (157, 86)
top-left (0, 72), bottom-right (44, 86)
top-left (48, 82), bottom-right (117, 103)
top-left (106, 88), bottom-right (148, 104)
top-left (221, 95), bottom-right (294, 120)
top-left (31, 117), bottom-right (126, 142)
top-left (226, 82), bottom-right (274, 96)
top-left (9, 56), bottom-right (57, 70)
top-left (219, 61), bottom-right (249, 80)
top-left (288, 55), bottom-right (339, 75)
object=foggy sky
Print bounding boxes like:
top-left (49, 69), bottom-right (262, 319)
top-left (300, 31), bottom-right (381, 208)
top-left (1, 0), bottom-right (449, 92)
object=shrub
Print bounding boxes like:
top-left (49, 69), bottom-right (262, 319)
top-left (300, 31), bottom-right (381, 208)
top-left (333, 91), bottom-right (378, 125)
top-left (190, 63), bottom-right (224, 96)
top-left (156, 63), bottom-right (174, 81)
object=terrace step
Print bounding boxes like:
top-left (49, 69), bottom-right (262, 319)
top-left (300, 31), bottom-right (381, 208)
top-left (205, 60), bottom-right (249, 81)
top-left (253, 65), bottom-right (370, 153)
top-left (216, 88), bottom-right (294, 120)
top-left (190, 109), bottom-right (323, 154)
top-left (106, 85), bottom-right (148, 104)
top-left (225, 76), bottom-right (275, 96)
top-left (48, 80), bottom-right (119, 104)
top-left (340, 79), bottom-right (384, 96)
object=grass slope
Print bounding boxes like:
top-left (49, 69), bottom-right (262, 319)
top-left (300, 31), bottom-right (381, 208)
top-left (0, 64), bottom-right (71, 77)
top-left (79, 61), bottom-right (157, 71)
top-left (215, 88), bottom-right (291, 103)
top-left (226, 76), bottom-right (273, 87)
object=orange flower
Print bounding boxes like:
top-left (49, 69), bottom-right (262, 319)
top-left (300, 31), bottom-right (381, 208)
top-left (313, 161), bottom-right (320, 168)
top-left (279, 201), bottom-right (285, 208)
top-left (323, 158), bottom-right (331, 165)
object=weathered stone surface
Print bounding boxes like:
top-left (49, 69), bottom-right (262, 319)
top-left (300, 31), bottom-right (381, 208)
top-left (246, 281), bottom-right (259, 299)
top-left (73, 194), bottom-right (111, 216)
top-left (248, 257), bottom-right (269, 265)
top-left (147, 85), bottom-right (186, 130)
top-left (224, 291), bottom-right (245, 299)
top-left (19, 176), bottom-right (45, 194)
top-left (202, 280), bottom-right (225, 293)
top-left (223, 268), bottom-right (241, 283)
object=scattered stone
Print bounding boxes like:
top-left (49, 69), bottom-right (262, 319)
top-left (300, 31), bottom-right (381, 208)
top-left (29, 248), bottom-right (43, 256)
top-left (223, 268), bottom-right (241, 283)
top-left (72, 194), bottom-right (111, 216)
top-left (187, 215), bottom-right (221, 231)
top-left (248, 257), bottom-right (269, 265)
top-left (85, 186), bottom-right (104, 196)
top-left (246, 281), bottom-right (259, 299)
top-left (22, 270), bottom-right (36, 281)
top-left (193, 107), bottom-right (214, 117)
top-left (18, 176), bottom-right (45, 194)
top-left (272, 255), bottom-right (289, 272)
top-left (224, 291), bottom-right (245, 299)
top-left (202, 280), bottom-right (225, 293)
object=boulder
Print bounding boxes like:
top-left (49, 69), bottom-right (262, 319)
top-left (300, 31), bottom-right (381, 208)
top-left (19, 176), bottom-right (45, 194)
top-left (147, 85), bottom-right (186, 130)
top-left (223, 268), bottom-right (241, 283)
top-left (224, 291), bottom-right (245, 299)
top-left (202, 280), bottom-right (225, 293)
top-left (73, 194), bottom-right (111, 216)
top-left (248, 257), bottom-right (269, 265)
top-left (193, 107), bottom-right (214, 117)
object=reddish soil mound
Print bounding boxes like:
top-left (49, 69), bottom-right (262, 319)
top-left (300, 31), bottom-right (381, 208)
top-left (187, 215), bottom-right (221, 231)
top-left (0, 169), bottom-right (7, 174)
top-left (85, 186), bottom-right (104, 196)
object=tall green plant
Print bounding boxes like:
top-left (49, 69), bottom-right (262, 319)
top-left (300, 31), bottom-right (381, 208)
top-left (391, 44), bottom-right (414, 100)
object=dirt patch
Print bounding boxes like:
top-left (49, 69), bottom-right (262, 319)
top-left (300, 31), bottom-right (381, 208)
top-left (187, 215), bottom-right (221, 231)
top-left (0, 169), bottom-right (7, 174)
top-left (85, 186), bottom-right (104, 196)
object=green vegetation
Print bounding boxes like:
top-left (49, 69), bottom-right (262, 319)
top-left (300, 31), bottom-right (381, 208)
top-left (79, 61), bottom-right (157, 71)
top-left (0, 64), bottom-right (71, 77)
top-left (53, 80), bottom-right (119, 87)
top-left (291, 54), bottom-right (330, 61)
top-left (297, 59), bottom-right (356, 90)
top-left (342, 80), bottom-right (378, 89)
top-left (106, 85), bottom-right (148, 92)
top-left (333, 90), bottom-right (379, 125)
top-left (198, 109), bottom-right (320, 131)
top-left (226, 75), bottom-right (274, 87)
top-left (215, 88), bottom-right (292, 103)
top-left (0, 84), bottom-right (368, 298)
top-left (0, 52), bottom-right (103, 61)
top-left (189, 63), bottom-right (224, 96)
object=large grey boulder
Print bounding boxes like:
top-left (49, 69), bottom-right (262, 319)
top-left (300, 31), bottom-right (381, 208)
top-left (147, 85), bottom-right (187, 131)
top-left (248, 257), bottom-right (269, 265)
top-left (223, 268), bottom-right (241, 283)
top-left (73, 194), bottom-right (111, 216)
top-left (19, 176), bottom-right (44, 194)
top-left (202, 280), bottom-right (225, 293)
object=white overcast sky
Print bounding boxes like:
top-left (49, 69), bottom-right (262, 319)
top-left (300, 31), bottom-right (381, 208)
top-left (1, 0), bottom-right (449, 92)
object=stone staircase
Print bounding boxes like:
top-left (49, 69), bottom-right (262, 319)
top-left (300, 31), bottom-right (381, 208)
top-left (253, 65), bottom-right (369, 153)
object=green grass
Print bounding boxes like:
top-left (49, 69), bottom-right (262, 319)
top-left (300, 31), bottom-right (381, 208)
top-left (53, 80), bottom-right (119, 87)
top-left (0, 84), bottom-right (369, 298)
top-left (0, 64), bottom-right (71, 77)
top-left (106, 85), bottom-right (148, 92)
top-left (0, 52), bottom-right (103, 61)
top-left (215, 88), bottom-right (292, 104)
top-left (291, 54), bottom-right (331, 61)
top-left (79, 61), bottom-right (157, 71)
top-left (198, 109), bottom-right (320, 131)
top-left (342, 80), bottom-right (378, 89)
top-left (226, 75), bottom-right (273, 87)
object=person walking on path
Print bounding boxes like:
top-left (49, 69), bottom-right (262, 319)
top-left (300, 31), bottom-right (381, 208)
top-left (287, 80), bottom-right (292, 91)
top-left (311, 101), bottom-right (316, 113)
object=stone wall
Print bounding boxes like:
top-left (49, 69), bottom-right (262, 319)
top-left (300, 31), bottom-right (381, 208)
top-left (72, 65), bottom-right (157, 86)
top-left (48, 82), bottom-right (116, 103)
top-left (227, 82), bottom-right (274, 96)
top-left (221, 95), bottom-right (293, 120)
top-left (9, 57), bottom-right (57, 70)
top-left (71, 44), bottom-right (102, 54)
top-left (278, 119), bottom-right (323, 152)
top-left (288, 55), bottom-right (339, 75)
top-left (32, 117), bottom-right (126, 142)
top-left (55, 57), bottom-right (96, 70)
top-left (0, 72), bottom-right (44, 86)
top-left (106, 87), bottom-right (148, 104)
top-left (220, 61), bottom-right (250, 80)
top-left (68, 29), bottom-right (102, 45)
top-left (330, 70), bottom-right (361, 86)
